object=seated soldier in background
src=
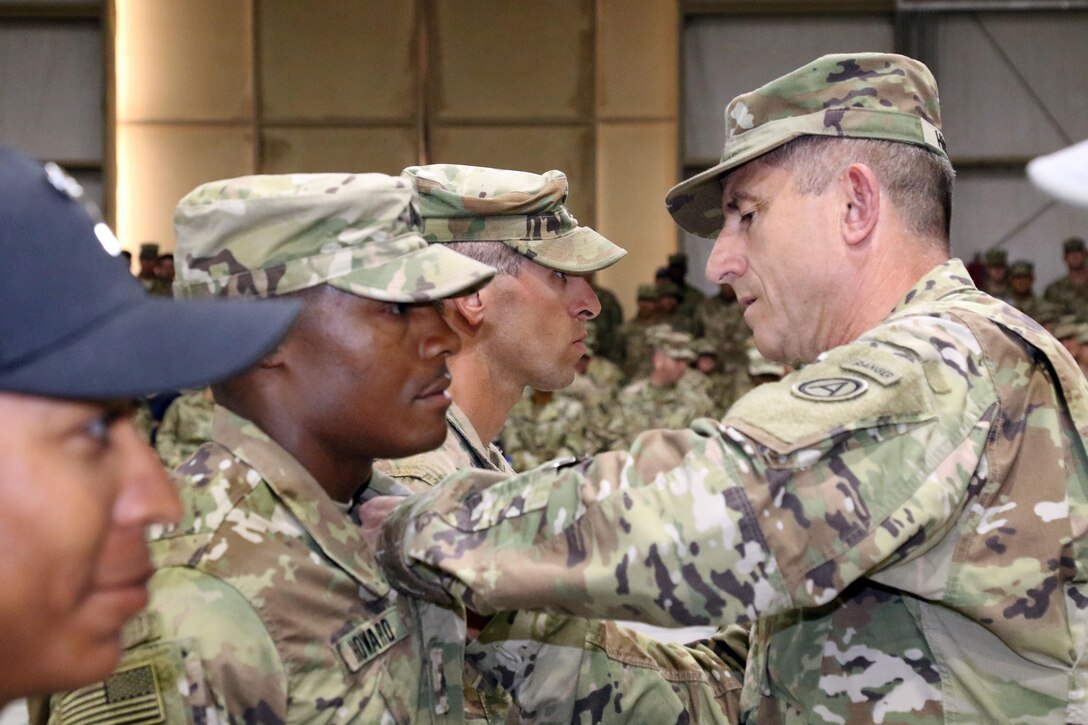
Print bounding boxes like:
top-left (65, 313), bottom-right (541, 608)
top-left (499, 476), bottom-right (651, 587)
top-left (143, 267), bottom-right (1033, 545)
top-left (981, 247), bottom-right (1011, 298)
top-left (36, 173), bottom-right (497, 723)
top-left (501, 386), bottom-right (588, 472)
top-left (615, 283), bottom-right (662, 380)
top-left (0, 145), bottom-right (297, 707)
top-left (690, 338), bottom-right (740, 409)
top-left (607, 328), bottom-right (715, 448)
top-left (1044, 236), bottom-right (1088, 319)
top-left (1003, 259), bottom-right (1047, 318)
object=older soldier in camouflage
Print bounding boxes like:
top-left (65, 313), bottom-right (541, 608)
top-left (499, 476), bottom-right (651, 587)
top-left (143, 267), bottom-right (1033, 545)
top-left (375, 166), bottom-right (744, 724)
top-left (370, 53), bottom-right (1088, 724)
top-left (39, 173), bottom-right (498, 724)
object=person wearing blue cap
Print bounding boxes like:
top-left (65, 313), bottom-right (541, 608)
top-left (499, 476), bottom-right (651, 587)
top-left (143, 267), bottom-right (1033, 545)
top-left (0, 145), bottom-right (299, 705)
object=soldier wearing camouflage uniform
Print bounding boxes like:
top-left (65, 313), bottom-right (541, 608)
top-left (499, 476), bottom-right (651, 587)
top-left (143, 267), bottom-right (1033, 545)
top-left (370, 53), bottom-right (1088, 724)
top-left (1003, 259), bottom-right (1051, 320)
top-left (501, 388), bottom-right (589, 472)
top-left (694, 281), bottom-right (751, 378)
top-left (615, 283), bottom-right (663, 380)
top-left (665, 252), bottom-right (706, 319)
top-left (39, 173), bottom-right (498, 723)
top-left (1044, 236), bottom-right (1088, 318)
top-left (375, 165), bottom-right (743, 724)
top-left (153, 387), bottom-right (214, 470)
top-left (608, 329), bottom-right (715, 448)
top-left (981, 247), bottom-right (1012, 299)
top-left (588, 273), bottom-right (625, 363)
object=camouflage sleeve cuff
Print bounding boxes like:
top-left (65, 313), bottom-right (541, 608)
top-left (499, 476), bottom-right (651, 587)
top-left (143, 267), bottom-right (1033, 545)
top-left (377, 493), bottom-right (458, 607)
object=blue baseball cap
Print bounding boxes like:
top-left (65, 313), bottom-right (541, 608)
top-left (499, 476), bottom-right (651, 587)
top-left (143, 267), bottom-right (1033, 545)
top-left (0, 145), bottom-right (300, 399)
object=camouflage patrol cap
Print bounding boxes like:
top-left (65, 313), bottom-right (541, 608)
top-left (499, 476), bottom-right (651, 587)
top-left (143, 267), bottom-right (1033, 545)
top-left (747, 343), bottom-right (788, 379)
top-left (650, 327), bottom-right (696, 361)
top-left (666, 52), bottom-right (948, 238)
top-left (139, 242), bottom-right (159, 259)
top-left (1009, 260), bottom-right (1034, 277)
top-left (983, 248), bottom-right (1008, 266)
top-left (174, 173), bottom-right (495, 302)
top-left (637, 284), bottom-right (660, 301)
top-left (401, 164), bottom-right (626, 274)
top-left (1063, 236), bottom-right (1085, 253)
top-left (693, 338), bottom-right (718, 358)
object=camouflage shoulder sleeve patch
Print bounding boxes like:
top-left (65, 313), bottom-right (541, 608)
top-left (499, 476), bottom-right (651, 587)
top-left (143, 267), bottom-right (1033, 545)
top-left (725, 341), bottom-right (934, 452)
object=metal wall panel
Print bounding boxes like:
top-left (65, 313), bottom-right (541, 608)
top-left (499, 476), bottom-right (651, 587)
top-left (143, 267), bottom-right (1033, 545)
top-left (934, 12), bottom-right (1088, 159)
top-left (0, 22), bottom-right (101, 161)
top-left (684, 15), bottom-right (894, 162)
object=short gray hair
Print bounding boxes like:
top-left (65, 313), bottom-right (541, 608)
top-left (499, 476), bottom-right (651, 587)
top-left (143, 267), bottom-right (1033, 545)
top-left (759, 136), bottom-right (955, 249)
top-left (443, 241), bottom-right (524, 276)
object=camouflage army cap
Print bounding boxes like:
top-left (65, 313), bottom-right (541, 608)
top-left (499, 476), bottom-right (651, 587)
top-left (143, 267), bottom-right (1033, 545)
top-left (651, 327), bottom-right (696, 361)
top-left (174, 173), bottom-right (495, 302)
top-left (637, 284), bottom-right (660, 301)
top-left (747, 343), bottom-right (788, 378)
top-left (1009, 260), bottom-right (1034, 277)
top-left (401, 164), bottom-right (626, 274)
top-left (139, 242), bottom-right (159, 259)
top-left (984, 248), bottom-right (1007, 266)
top-left (666, 52), bottom-right (948, 238)
top-left (1064, 236), bottom-right (1086, 253)
top-left (693, 338), bottom-right (718, 358)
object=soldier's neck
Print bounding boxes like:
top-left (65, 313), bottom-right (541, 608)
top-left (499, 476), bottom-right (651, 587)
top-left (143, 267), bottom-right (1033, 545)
top-left (447, 352), bottom-right (523, 445)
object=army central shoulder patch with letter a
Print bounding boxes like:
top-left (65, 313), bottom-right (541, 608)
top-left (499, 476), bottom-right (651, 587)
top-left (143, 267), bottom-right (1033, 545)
top-left (791, 375), bottom-right (868, 402)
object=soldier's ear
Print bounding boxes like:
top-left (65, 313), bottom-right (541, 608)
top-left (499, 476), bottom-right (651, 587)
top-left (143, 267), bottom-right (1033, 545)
top-left (450, 291), bottom-right (486, 327)
top-left (839, 163), bottom-right (880, 246)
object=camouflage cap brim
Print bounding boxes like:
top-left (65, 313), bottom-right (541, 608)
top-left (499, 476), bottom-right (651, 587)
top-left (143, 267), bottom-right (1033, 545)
top-left (327, 242), bottom-right (495, 303)
top-left (500, 225), bottom-right (626, 274)
top-left (666, 53), bottom-right (948, 238)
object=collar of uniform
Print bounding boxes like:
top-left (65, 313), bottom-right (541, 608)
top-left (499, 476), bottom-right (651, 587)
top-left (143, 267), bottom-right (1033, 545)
top-left (210, 405), bottom-right (391, 598)
top-left (446, 401), bottom-right (513, 473)
top-left (888, 258), bottom-right (976, 318)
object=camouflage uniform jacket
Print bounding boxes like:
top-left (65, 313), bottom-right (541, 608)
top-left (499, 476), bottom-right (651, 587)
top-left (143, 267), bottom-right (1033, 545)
top-left (1044, 275), bottom-right (1088, 319)
top-left (501, 392), bottom-right (588, 472)
top-left (382, 260), bottom-right (1088, 724)
top-left (615, 316), bottom-right (659, 381)
top-left (375, 401), bottom-right (513, 489)
top-left (694, 294), bottom-right (751, 372)
top-left (377, 403), bottom-right (743, 724)
top-left (43, 406), bottom-right (468, 724)
top-left (609, 373), bottom-right (716, 448)
top-left (155, 388), bottom-right (214, 471)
